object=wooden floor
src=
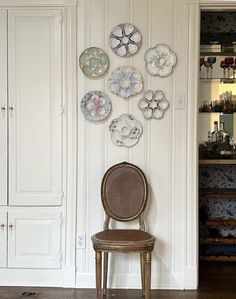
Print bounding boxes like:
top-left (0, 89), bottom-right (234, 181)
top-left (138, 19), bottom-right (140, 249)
top-left (1, 262), bottom-right (236, 299)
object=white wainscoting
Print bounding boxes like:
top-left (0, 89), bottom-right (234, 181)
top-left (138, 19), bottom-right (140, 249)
top-left (76, 0), bottom-right (198, 290)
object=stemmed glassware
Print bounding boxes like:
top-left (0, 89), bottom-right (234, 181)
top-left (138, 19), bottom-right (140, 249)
top-left (231, 58), bottom-right (236, 79)
top-left (207, 57), bottom-right (216, 78)
top-left (204, 60), bottom-right (210, 78)
top-left (220, 60), bottom-right (227, 78)
top-left (200, 56), bottom-right (205, 76)
top-left (224, 56), bottom-right (234, 78)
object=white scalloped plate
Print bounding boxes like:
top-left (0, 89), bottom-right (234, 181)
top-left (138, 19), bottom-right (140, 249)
top-left (144, 44), bottom-right (177, 77)
top-left (109, 114), bottom-right (143, 147)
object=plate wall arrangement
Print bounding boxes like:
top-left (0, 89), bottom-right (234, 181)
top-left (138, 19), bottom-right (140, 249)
top-left (109, 23), bottom-right (142, 57)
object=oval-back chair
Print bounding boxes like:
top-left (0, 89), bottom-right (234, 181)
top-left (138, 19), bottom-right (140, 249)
top-left (91, 161), bottom-right (156, 298)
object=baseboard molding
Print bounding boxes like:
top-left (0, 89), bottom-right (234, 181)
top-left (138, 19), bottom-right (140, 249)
top-left (184, 267), bottom-right (198, 289)
top-left (76, 272), bottom-right (185, 289)
top-left (62, 266), bottom-right (76, 287)
top-left (0, 269), bottom-right (64, 287)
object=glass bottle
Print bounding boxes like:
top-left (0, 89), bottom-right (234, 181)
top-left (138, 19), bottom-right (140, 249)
top-left (211, 121), bottom-right (218, 142)
top-left (216, 120), bottom-right (229, 143)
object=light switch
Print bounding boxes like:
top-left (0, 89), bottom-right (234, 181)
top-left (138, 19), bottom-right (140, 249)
top-left (77, 233), bottom-right (86, 249)
top-left (175, 93), bottom-right (186, 110)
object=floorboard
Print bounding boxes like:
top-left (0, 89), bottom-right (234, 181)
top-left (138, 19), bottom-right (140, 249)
top-left (0, 262), bottom-right (236, 299)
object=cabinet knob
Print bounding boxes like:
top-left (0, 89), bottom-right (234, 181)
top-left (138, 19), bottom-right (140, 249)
top-left (8, 224), bottom-right (13, 230)
top-left (0, 224), bottom-right (5, 229)
top-left (1, 106), bottom-right (6, 117)
top-left (9, 106), bottom-right (14, 117)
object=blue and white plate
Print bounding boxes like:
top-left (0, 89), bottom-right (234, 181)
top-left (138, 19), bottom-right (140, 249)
top-left (109, 23), bottom-right (142, 57)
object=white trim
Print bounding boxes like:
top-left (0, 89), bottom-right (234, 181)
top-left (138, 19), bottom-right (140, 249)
top-left (184, 268), bottom-right (198, 290)
top-left (76, 273), bottom-right (185, 290)
top-left (62, 6), bottom-right (77, 287)
top-left (186, 0), bottom-right (236, 290)
top-left (0, 0), bottom-right (77, 7)
top-left (200, 0), bottom-right (236, 4)
top-left (185, 1), bottom-right (200, 290)
top-left (0, 269), bottom-right (64, 286)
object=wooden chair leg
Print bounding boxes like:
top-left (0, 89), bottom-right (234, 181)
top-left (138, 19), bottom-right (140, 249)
top-left (144, 252), bottom-right (151, 299)
top-left (95, 251), bottom-right (102, 298)
top-left (140, 252), bottom-right (145, 296)
top-left (103, 252), bottom-right (108, 296)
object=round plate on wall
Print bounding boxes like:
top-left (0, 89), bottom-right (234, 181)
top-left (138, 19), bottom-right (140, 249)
top-left (109, 114), bottom-right (143, 147)
top-left (80, 90), bottom-right (112, 122)
top-left (79, 47), bottom-right (110, 79)
top-left (109, 23), bottom-right (142, 57)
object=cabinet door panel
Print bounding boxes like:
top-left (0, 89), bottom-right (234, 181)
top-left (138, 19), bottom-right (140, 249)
top-left (8, 10), bottom-right (63, 206)
top-left (0, 211), bottom-right (7, 267)
top-left (8, 211), bottom-right (62, 269)
top-left (0, 10), bottom-right (7, 206)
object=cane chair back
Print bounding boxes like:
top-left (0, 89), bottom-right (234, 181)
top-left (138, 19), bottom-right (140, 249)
top-left (101, 161), bottom-right (148, 226)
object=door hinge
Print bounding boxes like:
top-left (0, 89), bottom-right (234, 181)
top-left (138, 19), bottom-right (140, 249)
top-left (58, 11), bottom-right (63, 25)
top-left (58, 252), bottom-right (63, 262)
top-left (60, 105), bottom-right (66, 117)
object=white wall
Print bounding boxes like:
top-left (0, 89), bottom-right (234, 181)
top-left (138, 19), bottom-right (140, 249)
top-left (76, 0), bottom-right (197, 289)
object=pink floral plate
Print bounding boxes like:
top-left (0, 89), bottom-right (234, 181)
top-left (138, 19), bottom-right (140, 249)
top-left (80, 90), bottom-right (112, 122)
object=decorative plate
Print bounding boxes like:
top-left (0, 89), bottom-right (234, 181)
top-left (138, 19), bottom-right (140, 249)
top-left (138, 90), bottom-right (169, 119)
top-left (109, 23), bottom-right (142, 57)
top-left (109, 114), bottom-right (142, 147)
top-left (109, 66), bottom-right (143, 99)
top-left (80, 90), bottom-right (112, 122)
top-left (144, 44), bottom-right (177, 77)
top-left (79, 47), bottom-right (109, 78)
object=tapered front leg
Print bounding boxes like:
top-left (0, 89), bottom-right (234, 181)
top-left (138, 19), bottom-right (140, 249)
top-left (95, 251), bottom-right (102, 298)
top-left (103, 252), bottom-right (108, 296)
top-left (144, 252), bottom-right (151, 299)
top-left (140, 252), bottom-right (145, 296)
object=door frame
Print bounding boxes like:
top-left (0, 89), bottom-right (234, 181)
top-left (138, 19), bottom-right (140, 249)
top-left (186, 0), bottom-right (236, 289)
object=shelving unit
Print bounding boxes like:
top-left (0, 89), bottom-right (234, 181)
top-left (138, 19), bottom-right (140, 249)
top-left (200, 237), bottom-right (236, 244)
top-left (199, 160), bottom-right (236, 261)
top-left (199, 159), bottom-right (236, 165)
top-left (200, 52), bottom-right (236, 56)
top-left (206, 219), bottom-right (236, 227)
top-left (200, 256), bottom-right (236, 262)
top-left (200, 188), bottom-right (236, 198)
top-left (200, 78), bottom-right (236, 83)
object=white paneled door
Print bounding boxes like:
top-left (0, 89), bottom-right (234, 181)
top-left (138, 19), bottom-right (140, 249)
top-left (0, 10), bottom-right (7, 206)
top-left (8, 10), bottom-right (63, 206)
top-left (0, 212), bottom-right (7, 267)
top-left (8, 211), bottom-right (62, 269)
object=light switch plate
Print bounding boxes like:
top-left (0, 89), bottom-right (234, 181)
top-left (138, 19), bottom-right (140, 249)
top-left (175, 93), bottom-right (186, 110)
top-left (77, 233), bottom-right (86, 249)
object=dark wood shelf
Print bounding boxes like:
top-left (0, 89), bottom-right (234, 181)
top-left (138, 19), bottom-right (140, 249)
top-left (200, 255), bottom-right (236, 261)
top-left (200, 237), bottom-right (236, 244)
top-left (199, 159), bottom-right (236, 165)
top-left (199, 188), bottom-right (236, 198)
top-left (200, 52), bottom-right (236, 56)
top-left (206, 219), bottom-right (236, 227)
top-left (200, 78), bottom-right (236, 83)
